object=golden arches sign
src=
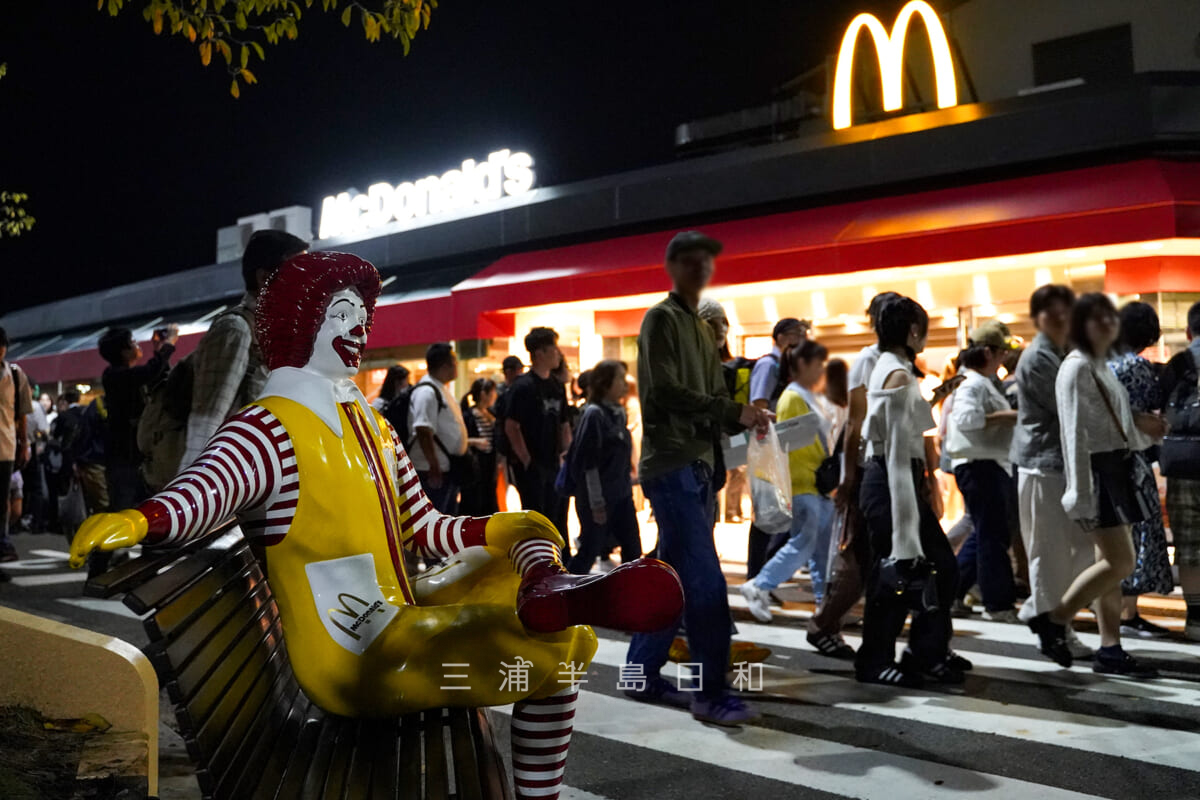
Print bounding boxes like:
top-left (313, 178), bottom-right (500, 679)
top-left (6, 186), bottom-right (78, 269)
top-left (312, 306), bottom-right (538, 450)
top-left (831, 0), bottom-right (958, 130)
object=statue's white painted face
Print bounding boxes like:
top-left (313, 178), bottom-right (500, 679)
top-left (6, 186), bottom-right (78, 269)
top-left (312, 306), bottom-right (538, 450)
top-left (306, 287), bottom-right (367, 380)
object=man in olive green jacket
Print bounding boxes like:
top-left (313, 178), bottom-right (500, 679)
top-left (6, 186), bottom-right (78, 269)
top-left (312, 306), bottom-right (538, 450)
top-left (624, 231), bottom-right (770, 727)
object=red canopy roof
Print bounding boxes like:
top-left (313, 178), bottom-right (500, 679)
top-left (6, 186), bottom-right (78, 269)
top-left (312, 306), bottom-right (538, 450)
top-left (451, 158), bottom-right (1200, 322)
top-left (18, 158), bottom-right (1200, 383)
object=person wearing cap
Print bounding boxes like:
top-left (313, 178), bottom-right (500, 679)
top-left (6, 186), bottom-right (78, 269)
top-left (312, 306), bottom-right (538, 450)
top-left (945, 319), bottom-right (1021, 621)
top-left (746, 316), bottom-right (810, 578)
top-left (624, 231), bottom-right (771, 727)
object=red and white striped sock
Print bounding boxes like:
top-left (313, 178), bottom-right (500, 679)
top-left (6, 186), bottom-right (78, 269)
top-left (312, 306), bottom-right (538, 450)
top-left (511, 687), bottom-right (577, 799)
top-left (509, 539), bottom-right (562, 576)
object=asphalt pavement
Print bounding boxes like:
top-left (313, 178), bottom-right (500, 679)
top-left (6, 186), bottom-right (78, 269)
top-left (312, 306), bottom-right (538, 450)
top-left (3, 529), bottom-right (1200, 800)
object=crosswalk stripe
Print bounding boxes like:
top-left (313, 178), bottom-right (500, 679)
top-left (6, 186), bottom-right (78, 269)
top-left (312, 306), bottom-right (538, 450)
top-left (10, 571), bottom-right (88, 587)
top-left (586, 636), bottom-right (1200, 773)
top-left (949, 615), bottom-right (1200, 658)
top-left (497, 689), bottom-right (1105, 800)
top-left (56, 597), bottom-right (143, 619)
top-left (30, 548), bottom-right (72, 559)
top-left (729, 619), bottom-right (1200, 710)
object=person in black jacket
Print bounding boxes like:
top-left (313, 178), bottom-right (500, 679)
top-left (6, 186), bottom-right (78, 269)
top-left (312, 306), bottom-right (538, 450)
top-left (565, 360), bottom-right (642, 574)
top-left (99, 325), bottom-right (177, 513)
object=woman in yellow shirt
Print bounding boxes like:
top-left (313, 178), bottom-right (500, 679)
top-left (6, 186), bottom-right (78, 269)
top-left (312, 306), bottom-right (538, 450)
top-left (740, 340), bottom-right (834, 622)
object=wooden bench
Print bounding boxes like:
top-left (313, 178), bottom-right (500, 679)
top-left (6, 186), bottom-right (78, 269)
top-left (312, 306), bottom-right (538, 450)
top-left (86, 523), bottom-right (513, 800)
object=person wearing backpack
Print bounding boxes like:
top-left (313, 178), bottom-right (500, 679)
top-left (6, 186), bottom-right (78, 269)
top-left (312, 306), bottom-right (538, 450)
top-left (100, 325), bottom-right (178, 514)
top-left (181, 230), bottom-right (309, 471)
top-left (0, 325), bottom-right (34, 570)
top-left (408, 343), bottom-right (470, 514)
top-left (1160, 299), bottom-right (1200, 642)
top-left (745, 316), bottom-right (808, 579)
top-left (562, 360), bottom-right (642, 574)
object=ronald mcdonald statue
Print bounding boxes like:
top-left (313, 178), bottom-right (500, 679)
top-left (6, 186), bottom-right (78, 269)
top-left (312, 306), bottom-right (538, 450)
top-left (70, 251), bottom-right (685, 800)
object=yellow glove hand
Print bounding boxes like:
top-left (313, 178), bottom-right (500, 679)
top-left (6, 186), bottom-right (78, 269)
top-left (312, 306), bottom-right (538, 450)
top-left (69, 510), bottom-right (150, 569)
top-left (484, 510), bottom-right (565, 553)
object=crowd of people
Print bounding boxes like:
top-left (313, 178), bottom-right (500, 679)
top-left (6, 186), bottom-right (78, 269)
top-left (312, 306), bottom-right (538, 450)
top-left (3, 225), bottom-right (1199, 729)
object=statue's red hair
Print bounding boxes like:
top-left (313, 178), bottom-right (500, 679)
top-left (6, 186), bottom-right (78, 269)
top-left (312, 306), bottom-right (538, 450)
top-left (256, 251), bottom-right (382, 371)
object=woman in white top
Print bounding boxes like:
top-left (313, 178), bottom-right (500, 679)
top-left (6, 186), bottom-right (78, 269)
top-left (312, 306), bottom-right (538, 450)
top-left (856, 296), bottom-right (965, 688)
top-left (1031, 293), bottom-right (1158, 679)
top-left (945, 323), bottom-right (1020, 621)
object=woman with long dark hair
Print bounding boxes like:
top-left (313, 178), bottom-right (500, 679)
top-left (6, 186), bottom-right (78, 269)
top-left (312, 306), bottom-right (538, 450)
top-left (459, 378), bottom-right (499, 516)
top-left (740, 340), bottom-right (836, 622)
top-left (855, 296), bottom-right (964, 687)
top-left (564, 360), bottom-right (642, 573)
top-left (372, 364), bottom-right (410, 410)
top-left (1109, 302), bottom-right (1174, 636)
top-left (1029, 293), bottom-right (1158, 678)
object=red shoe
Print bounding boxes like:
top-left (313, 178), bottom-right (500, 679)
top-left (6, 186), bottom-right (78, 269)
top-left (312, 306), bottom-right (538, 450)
top-left (517, 557), bottom-right (684, 634)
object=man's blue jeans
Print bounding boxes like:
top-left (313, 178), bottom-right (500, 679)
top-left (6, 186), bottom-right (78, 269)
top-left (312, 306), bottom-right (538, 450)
top-left (626, 461), bottom-right (730, 700)
top-left (754, 493), bottom-right (834, 602)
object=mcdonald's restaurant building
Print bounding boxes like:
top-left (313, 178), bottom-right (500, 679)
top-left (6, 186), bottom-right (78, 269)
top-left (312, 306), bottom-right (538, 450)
top-left (6, 0), bottom-right (1200, 400)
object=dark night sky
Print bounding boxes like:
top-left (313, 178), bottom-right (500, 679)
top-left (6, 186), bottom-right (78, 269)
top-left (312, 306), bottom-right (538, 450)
top-left (0, 1), bottom-right (909, 314)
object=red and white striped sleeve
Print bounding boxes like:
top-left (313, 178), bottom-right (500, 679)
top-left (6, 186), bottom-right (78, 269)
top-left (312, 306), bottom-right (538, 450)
top-left (140, 405), bottom-right (298, 546)
top-left (380, 416), bottom-right (489, 560)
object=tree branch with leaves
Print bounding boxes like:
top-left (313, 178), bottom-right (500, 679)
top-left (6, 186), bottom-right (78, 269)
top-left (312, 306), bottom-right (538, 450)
top-left (100, 0), bottom-right (437, 97)
top-left (0, 64), bottom-right (35, 238)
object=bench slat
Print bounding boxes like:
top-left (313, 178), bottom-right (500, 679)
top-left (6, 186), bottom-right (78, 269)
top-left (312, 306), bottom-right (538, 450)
top-left (125, 539), bottom-right (247, 616)
top-left (149, 557), bottom-right (261, 643)
top-left (195, 639), bottom-right (290, 789)
top-left (276, 712), bottom-right (332, 800)
top-left (398, 714), bottom-right (423, 800)
top-left (158, 577), bottom-right (272, 686)
top-left (344, 717), bottom-right (390, 799)
top-left (185, 612), bottom-right (284, 743)
top-left (212, 664), bottom-right (303, 800)
top-left (422, 709), bottom-right (449, 799)
top-left (318, 719), bottom-right (357, 799)
top-left (447, 709), bottom-right (484, 800)
top-left (473, 711), bottom-right (513, 800)
top-left (235, 677), bottom-right (313, 800)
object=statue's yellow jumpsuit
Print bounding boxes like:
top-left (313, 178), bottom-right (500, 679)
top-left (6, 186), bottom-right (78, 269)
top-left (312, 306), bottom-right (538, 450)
top-left (104, 391), bottom-right (597, 718)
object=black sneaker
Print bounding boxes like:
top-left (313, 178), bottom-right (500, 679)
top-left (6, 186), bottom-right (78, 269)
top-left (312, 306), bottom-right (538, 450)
top-left (901, 651), bottom-right (966, 684)
top-left (1119, 615), bottom-right (1172, 639)
top-left (807, 631), bottom-right (856, 660)
top-left (857, 662), bottom-right (924, 689)
top-left (1028, 612), bottom-right (1073, 668)
top-left (1093, 647), bottom-right (1159, 680)
top-left (623, 676), bottom-right (693, 709)
top-left (0, 568), bottom-right (10, 583)
top-left (945, 650), bottom-right (973, 672)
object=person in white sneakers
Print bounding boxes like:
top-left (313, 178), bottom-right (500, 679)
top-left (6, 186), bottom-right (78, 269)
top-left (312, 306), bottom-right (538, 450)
top-left (945, 321), bottom-right (1020, 623)
top-left (741, 340), bottom-right (834, 622)
top-left (1011, 285), bottom-right (1094, 658)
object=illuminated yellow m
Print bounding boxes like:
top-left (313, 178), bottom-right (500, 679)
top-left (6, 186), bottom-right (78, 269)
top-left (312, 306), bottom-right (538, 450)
top-left (831, 0), bottom-right (958, 130)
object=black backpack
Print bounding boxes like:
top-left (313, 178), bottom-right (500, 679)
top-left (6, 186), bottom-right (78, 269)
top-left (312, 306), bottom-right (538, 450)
top-left (1161, 350), bottom-right (1200, 478)
top-left (386, 383), bottom-right (479, 487)
top-left (491, 387), bottom-right (515, 459)
top-left (382, 384), bottom-right (426, 448)
top-left (1164, 351), bottom-right (1200, 434)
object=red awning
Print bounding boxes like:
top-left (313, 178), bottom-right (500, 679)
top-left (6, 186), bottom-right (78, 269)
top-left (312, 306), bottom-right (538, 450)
top-left (451, 158), bottom-right (1200, 322)
top-left (19, 158), bottom-right (1200, 384)
top-left (17, 332), bottom-right (205, 390)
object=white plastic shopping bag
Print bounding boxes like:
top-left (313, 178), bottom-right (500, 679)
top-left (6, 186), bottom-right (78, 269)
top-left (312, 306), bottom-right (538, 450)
top-left (747, 424), bottom-right (792, 534)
